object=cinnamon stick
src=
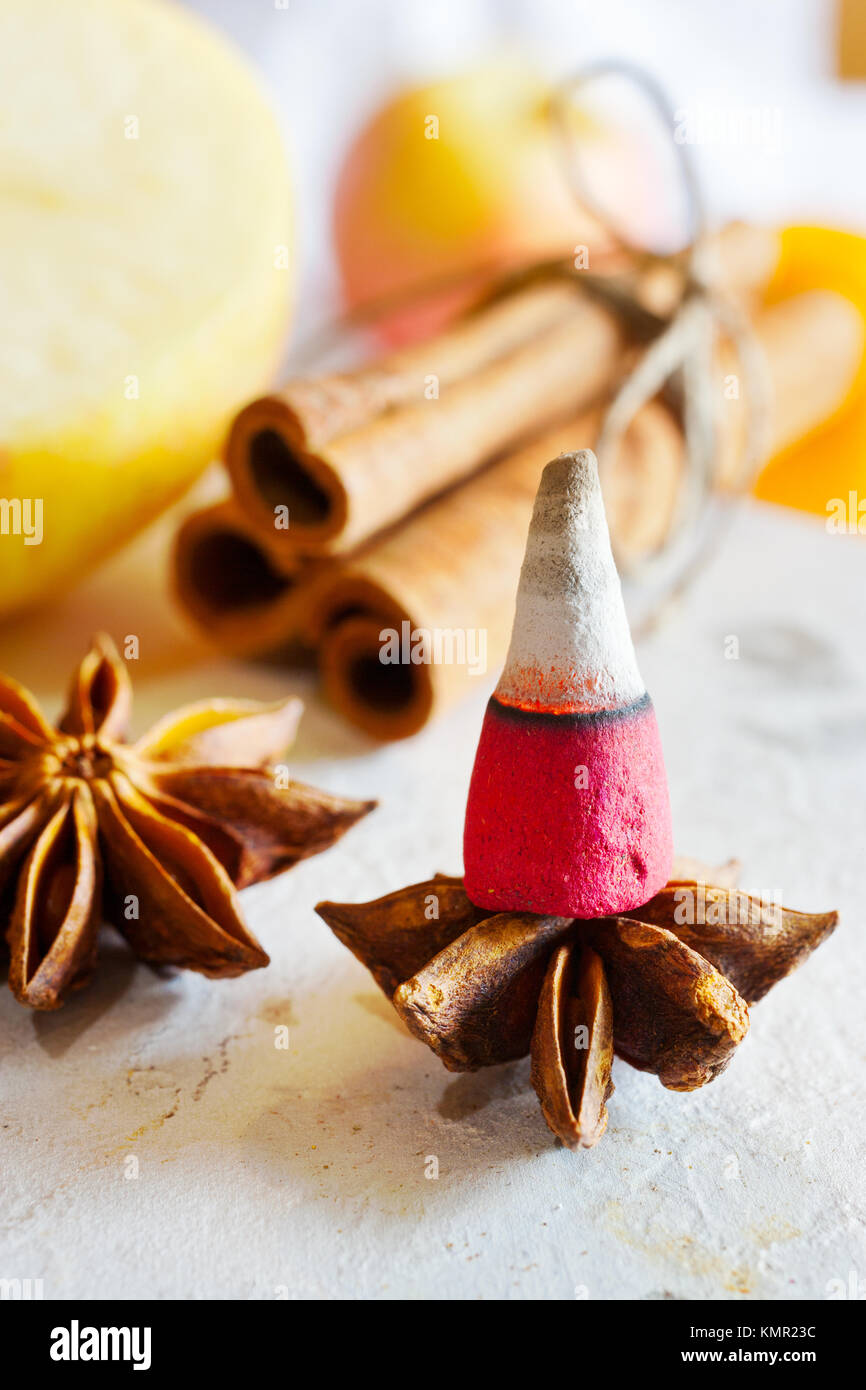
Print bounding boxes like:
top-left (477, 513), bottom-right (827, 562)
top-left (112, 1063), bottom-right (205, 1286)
top-left (716, 289), bottom-right (864, 486)
top-left (225, 223), bottom-right (780, 555)
top-left (172, 500), bottom-right (322, 657)
top-left (227, 299), bottom-right (624, 554)
top-left (639, 220), bottom-right (780, 316)
top-left (313, 407), bottom-right (679, 739)
top-left (315, 290), bottom-right (862, 739)
top-left (231, 279), bottom-right (586, 455)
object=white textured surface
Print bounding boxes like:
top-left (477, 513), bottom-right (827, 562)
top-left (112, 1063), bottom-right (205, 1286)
top-left (497, 451), bottom-right (645, 711)
top-left (0, 497), bottom-right (864, 1301)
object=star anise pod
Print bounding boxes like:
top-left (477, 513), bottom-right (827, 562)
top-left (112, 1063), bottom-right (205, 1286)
top-left (0, 635), bottom-right (374, 1009)
top-left (316, 861), bottom-right (837, 1151)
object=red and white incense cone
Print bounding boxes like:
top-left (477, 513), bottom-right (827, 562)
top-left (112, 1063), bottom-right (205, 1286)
top-left (463, 450), bottom-right (673, 917)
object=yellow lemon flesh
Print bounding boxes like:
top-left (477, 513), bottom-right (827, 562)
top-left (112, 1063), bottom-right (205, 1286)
top-left (0, 0), bottom-right (293, 617)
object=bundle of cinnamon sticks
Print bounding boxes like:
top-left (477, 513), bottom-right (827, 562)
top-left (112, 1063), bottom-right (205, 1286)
top-left (173, 222), bottom-right (863, 740)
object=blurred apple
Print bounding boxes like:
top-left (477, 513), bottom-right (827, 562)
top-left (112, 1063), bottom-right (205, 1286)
top-left (334, 58), bottom-right (629, 343)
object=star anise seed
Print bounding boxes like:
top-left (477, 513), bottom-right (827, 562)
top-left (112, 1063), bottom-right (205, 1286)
top-left (623, 884), bottom-right (839, 1004)
top-left (581, 916), bottom-right (750, 1091)
top-left (531, 942), bottom-right (614, 1149)
top-left (1, 634), bottom-right (374, 1009)
top-left (393, 911), bottom-right (575, 1071)
top-left (315, 864), bottom-right (837, 1151)
top-left (311, 875), bottom-right (488, 997)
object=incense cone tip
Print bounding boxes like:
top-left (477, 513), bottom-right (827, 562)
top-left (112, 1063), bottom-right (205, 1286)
top-left (531, 451), bottom-right (602, 535)
top-left (540, 448), bottom-right (599, 494)
top-left (496, 447), bottom-right (644, 714)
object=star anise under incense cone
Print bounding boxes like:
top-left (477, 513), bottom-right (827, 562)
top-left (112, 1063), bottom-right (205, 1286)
top-left (316, 860), bottom-right (837, 1151)
top-left (0, 634), bottom-right (375, 1009)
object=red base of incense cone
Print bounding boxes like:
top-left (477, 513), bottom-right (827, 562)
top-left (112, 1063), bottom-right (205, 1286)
top-left (463, 695), bottom-right (673, 917)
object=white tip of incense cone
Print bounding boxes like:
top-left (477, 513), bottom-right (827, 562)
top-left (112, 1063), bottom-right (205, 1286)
top-left (495, 450), bottom-right (645, 712)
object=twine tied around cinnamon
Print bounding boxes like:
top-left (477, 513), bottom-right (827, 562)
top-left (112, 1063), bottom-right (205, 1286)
top-left (550, 61), bottom-right (772, 629)
top-left (295, 60), bottom-right (772, 634)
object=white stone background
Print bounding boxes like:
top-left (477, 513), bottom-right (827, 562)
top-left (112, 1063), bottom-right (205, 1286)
top-left (1, 0), bottom-right (865, 1301)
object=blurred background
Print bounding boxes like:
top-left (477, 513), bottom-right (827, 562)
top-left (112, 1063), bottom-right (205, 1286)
top-left (187, 0), bottom-right (866, 322)
top-left (1, 0), bottom-right (865, 736)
